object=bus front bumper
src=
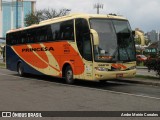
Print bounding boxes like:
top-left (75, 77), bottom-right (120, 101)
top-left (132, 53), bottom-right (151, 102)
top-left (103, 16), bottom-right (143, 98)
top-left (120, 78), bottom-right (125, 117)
top-left (94, 69), bottom-right (136, 81)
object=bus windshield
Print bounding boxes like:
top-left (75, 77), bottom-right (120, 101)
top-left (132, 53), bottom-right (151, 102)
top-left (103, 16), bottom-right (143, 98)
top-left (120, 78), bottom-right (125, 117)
top-left (90, 19), bottom-right (136, 62)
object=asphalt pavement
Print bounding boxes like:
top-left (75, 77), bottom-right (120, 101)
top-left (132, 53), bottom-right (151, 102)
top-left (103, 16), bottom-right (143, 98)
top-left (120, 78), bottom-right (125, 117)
top-left (0, 67), bottom-right (160, 119)
top-left (0, 68), bottom-right (159, 112)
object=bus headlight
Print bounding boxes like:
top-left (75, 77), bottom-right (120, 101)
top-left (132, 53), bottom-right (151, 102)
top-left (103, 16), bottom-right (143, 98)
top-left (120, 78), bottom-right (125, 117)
top-left (95, 67), bottom-right (109, 71)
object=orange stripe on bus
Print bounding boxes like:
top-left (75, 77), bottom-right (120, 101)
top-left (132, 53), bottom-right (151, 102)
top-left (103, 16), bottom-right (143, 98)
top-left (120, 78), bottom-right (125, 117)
top-left (43, 42), bottom-right (85, 75)
top-left (13, 45), bottom-right (48, 69)
top-left (30, 44), bottom-right (49, 63)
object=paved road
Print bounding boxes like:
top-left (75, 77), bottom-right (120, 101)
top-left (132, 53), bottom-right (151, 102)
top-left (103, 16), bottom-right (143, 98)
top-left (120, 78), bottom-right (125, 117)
top-left (0, 69), bottom-right (160, 119)
top-left (136, 68), bottom-right (158, 77)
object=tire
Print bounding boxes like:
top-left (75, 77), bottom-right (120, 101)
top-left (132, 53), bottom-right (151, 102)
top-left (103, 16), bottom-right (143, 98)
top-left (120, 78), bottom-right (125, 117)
top-left (65, 66), bottom-right (74, 84)
top-left (17, 63), bottom-right (24, 77)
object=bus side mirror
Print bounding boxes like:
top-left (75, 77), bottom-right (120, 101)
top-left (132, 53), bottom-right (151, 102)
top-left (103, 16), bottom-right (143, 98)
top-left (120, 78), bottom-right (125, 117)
top-left (90, 29), bottom-right (99, 46)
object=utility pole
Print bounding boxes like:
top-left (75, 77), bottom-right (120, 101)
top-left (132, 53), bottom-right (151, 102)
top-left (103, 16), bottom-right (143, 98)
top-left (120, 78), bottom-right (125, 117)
top-left (11, 0), bottom-right (14, 29)
top-left (21, 0), bottom-right (24, 28)
top-left (0, 0), bottom-right (2, 37)
top-left (94, 3), bottom-right (103, 14)
top-left (16, 0), bottom-right (18, 28)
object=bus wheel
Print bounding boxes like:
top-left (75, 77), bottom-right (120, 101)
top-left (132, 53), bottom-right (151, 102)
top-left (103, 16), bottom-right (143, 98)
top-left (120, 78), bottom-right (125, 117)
top-left (65, 66), bottom-right (74, 84)
top-left (18, 63), bottom-right (24, 77)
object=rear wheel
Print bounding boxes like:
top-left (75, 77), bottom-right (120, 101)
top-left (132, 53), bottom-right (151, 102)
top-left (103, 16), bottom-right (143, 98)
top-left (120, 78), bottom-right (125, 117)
top-left (65, 66), bottom-right (74, 84)
top-left (17, 63), bottom-right (24, 77)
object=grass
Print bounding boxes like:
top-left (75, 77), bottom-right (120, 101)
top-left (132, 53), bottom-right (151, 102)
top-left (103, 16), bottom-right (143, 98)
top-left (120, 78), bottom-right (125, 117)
top-left (135, 75), bottom-right (160, 80)
top-left (137, 61), bottom-right (145, 66)
top-left (0, 62), bottom-right (6, 69)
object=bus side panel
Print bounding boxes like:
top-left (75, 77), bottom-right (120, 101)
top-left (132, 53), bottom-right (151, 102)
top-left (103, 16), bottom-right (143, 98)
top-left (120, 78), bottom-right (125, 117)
top-left (7, 42), bottom-right (85, 77)
top-left (6, 45), bottom-right (18, 71)
top-left (43, 42), bottom-right (85, 76)
top-left (6, 45), bottom-right (44, 75)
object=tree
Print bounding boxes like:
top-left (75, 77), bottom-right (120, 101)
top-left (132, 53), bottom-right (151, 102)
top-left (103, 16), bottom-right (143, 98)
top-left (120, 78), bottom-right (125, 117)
top-left (24, 12), bottom-right (40, 26)
top-left (145, 39), bottom-right (151, 46)
top-left (24, 8), bottom-right (71, 26)
top-left (134, 36), bottom-right (141, 45)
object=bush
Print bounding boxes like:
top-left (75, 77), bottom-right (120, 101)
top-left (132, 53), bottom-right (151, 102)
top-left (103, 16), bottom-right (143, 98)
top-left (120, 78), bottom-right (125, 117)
top-left (146, 58), bottom-right (160, 77)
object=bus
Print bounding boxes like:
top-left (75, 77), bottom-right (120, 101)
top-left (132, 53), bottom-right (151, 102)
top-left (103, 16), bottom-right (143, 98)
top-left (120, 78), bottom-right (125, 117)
top-left (6, 13), bottom-right (136, 84)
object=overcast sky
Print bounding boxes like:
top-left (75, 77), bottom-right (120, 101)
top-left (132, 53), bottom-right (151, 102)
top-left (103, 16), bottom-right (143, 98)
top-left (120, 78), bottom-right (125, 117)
top-left (36, 0), bottom-right (160, 32)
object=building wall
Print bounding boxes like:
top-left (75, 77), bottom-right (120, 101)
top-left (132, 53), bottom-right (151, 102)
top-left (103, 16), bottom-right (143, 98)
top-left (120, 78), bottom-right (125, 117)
top-left (1, 0), bottom-right (36, 38)
top-left (3, 3), bottom-right (11, 37)
top-left (146, 30), bottom-right (158, 43)
top-left (135, 28), bottom-right (145, 46)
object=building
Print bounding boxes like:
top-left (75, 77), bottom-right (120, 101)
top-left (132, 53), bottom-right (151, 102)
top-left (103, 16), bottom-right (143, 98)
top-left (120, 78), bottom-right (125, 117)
top-left (135, 28), bottom-right (145, 46)
top-left (145, 41), bottom-right (159, 56)
top-left (146, 30), bottom-right (159, 43)
top-left (0, 0), bottom-right (36, 38)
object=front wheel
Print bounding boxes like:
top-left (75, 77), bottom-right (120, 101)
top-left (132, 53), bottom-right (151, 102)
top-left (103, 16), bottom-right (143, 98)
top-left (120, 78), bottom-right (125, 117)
top-left (17, 63), bottom-right (25, 77)
top-left (65, 66), bottom-right (74, 84)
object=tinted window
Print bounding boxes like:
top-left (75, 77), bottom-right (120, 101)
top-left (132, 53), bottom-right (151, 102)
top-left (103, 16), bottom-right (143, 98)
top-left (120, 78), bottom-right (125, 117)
top-left (75, 18), bottom-right (92, 61)
top-left (51, 23), bottom-right (61, 40)
top-left (47, 25), bottom-right (54, 41)
top-left (26, 29), bottom-right (37, 43)
top-left (7, 20), bottom-right (75, 45)
top-left (60, 20), bottom-right (74, 40)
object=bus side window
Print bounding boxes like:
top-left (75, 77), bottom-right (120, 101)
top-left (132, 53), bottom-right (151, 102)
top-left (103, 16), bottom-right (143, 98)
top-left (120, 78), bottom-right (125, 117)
top-left (47, 25), bottom-right (54, 41)
top-left (75, 18), bottom-right (92, 61)
top-left (10, 33), bottom-right (14, 45)
top-left (51, 23), bottom-right (61, 40)
top-left (60, 20), bottom-right (74, 41)
top-left (12, 33), bottom-right (18, 45)
top-left (38, 27), bottom-right (47, 42)
top-left (21, 31), bottom-right (27, 44)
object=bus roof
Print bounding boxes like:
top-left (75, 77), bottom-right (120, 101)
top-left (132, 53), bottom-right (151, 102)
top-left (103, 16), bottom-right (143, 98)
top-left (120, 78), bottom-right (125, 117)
top-left (7, 13), bottom-right (127, 34)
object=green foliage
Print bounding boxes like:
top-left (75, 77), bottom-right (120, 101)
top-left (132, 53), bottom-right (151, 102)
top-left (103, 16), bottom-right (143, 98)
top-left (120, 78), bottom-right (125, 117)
top-left (146, 58), bottom-right (160, 77)
top-left (0, 62), bottom-right (5, 68)
top-left (24, 8), bottom-right (71, 27)
top-left (24, 12), bottom-right (40, 26)
top-left (135, 37), bottom-right (141, 45)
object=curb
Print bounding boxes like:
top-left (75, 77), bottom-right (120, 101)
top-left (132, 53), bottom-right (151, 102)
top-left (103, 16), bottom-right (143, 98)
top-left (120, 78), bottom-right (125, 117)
top-left (115, 78), bottom-right (160, 87)
top-left (136, 66), bottom-right (148, 69)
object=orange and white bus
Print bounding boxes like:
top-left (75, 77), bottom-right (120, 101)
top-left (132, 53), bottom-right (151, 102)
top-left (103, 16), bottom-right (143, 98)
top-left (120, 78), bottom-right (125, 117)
top-left (6, 13), bottom-right (136, 84)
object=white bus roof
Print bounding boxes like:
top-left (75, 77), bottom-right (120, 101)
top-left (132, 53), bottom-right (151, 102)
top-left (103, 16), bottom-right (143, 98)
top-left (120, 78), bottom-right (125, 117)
top-left (7, 13), bottom-right (127, 34)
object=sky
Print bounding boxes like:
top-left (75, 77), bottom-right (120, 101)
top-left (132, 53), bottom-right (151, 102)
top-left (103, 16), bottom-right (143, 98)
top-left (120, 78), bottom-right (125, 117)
top-left (36, 0), bottom-right (160, 33)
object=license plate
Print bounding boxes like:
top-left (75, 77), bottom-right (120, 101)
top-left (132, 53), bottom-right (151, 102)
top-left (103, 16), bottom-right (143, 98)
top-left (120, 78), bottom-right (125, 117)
top-left (116, 74), bottom-right (123, 78)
